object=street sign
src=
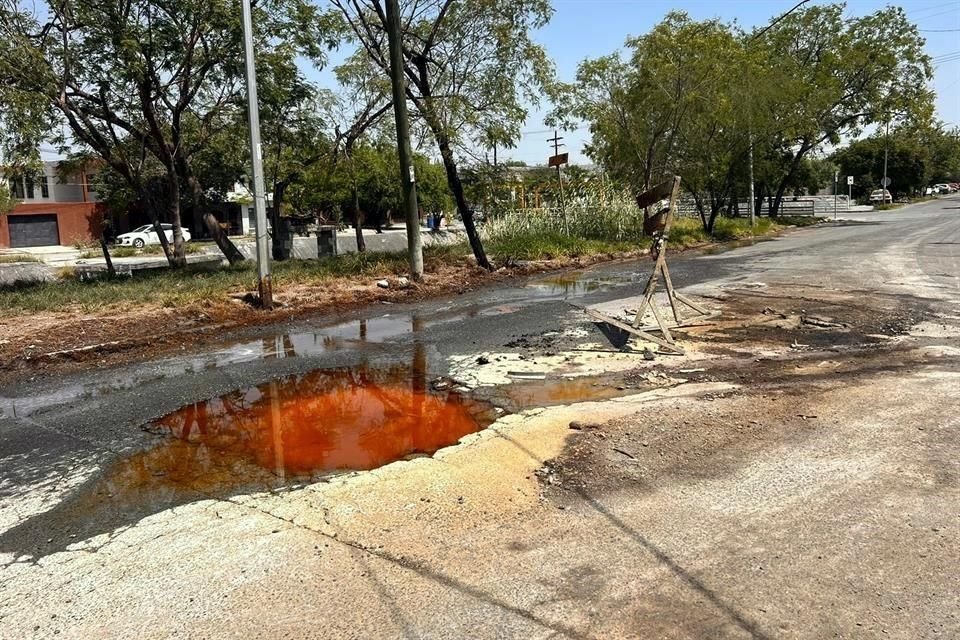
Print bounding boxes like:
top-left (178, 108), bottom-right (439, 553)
top-left (881, 177), bottom-right (892, 187)
top-left (548, 153), bottom-right (568, 168)
top-left (847, 176), bottom-right (854, 185)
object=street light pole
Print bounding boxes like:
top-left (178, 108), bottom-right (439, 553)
top-left (834, 170), bottom-right (838, 220)
top-left (384, 0), bottom-right (424, 280)
top-left (882, 118), bottom-right (890, 204)
top-left (240, 0), bottom-right (272, 309)
top-left (748, 127), bottom-right (756, 228)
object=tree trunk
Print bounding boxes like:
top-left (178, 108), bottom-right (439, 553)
top-left (352, 186), bottom-right (366, 253)
top-left (153, 219), bottom-right (175, 267)
top-left (435, 132), bottom-right (491, 270)
top-left (186, 175), bottom-right (244, 264)
top-left (270, 181), bottom-right (288, 261)
top-left (167, 172), bottom-right (187, 267)
top-left (204, 213), bottom-right (245, 264)
top-left (771, 144), bottom-right (811, 218)
top-left (99, 233), bottom-right (116, 278)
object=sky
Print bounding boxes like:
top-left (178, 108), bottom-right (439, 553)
top-left (497, 0), bottom-right (960, 165)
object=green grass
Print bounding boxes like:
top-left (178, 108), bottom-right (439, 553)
top-left (79, 244), bottom-right (206, 259)
top-left (0, 254), bottom-right (41, 264)
top-left (0, 245), bottom-right (463, 314)
top-left (485, 232), bottom-right (634, 261)
top-left (0, 207), bottom-right (804, 314)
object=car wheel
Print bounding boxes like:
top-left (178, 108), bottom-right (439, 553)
top-left (133, 238), bottom-right (145, 248)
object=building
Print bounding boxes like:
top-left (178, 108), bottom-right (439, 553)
top-left (1, 161), bottom-right (104, 248)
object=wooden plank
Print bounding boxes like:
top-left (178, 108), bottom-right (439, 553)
top-left (648, 302), bottom-right (674, 343)
top-left (674, 292), bottom-right (712, 315)
top-left (634, 179), bottom-right (677, 210)
top-left (585, 308), bottom-right (685, 354)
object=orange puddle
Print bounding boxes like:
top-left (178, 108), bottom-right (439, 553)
top-left (143, 365), bottom-right (491, 478)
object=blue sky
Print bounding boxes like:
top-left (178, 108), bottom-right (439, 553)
top-left (500, 0), bottom-right (960, 164)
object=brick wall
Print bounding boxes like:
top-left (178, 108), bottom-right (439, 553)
top-left (0, 202), bottom-right (104, 248)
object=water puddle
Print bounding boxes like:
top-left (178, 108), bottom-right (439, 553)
top-left (525, 271), bottom-right (635, 296)
top-left (0, 359), bottom-right (494, 559)
top-left (144, 365), bottom-right (491, 478)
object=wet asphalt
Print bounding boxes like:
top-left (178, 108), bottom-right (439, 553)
top-left (1, 196), bottom-right (958, 539)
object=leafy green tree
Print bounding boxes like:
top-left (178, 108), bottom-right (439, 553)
top-left (0, 182), bottom-right (18, 215)
top-left (556, 13), bottom-right (751, 231)
top-left (0, 0), bottom-right (327, 266)
top-left (753, 4), bottom-right (933, 215)
top-left (330, 0), bottom-right (554, 270)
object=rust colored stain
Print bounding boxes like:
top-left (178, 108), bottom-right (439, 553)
top-left (145, 365), bottom-right (489, 477)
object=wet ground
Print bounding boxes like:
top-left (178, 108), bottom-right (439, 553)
top-left (1, 197), bottom-right (959, 638)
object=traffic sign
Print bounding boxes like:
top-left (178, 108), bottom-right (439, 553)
top-left (847, 176), bottom-right (854, 185)
top-left (548, 153), bottom-right (568, 168)
top-left (881, 177), bottom-right (892, 187)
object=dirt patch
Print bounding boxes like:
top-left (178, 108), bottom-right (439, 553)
top-left (537, 282), bottom-right (959, 503)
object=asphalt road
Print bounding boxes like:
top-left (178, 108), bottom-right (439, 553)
top-left (1, 195), bottom-right (958, 638)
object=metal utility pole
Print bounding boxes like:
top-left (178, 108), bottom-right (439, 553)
top-left (748, 129), bottom-right (756, 228)
top-left (384, 0), bottom-right (423, 280)
top-left (833, 170), bottom-right (838, 220)
top-left (882, 118), bottom-right (890, 203)
top-left (241, 0), bottom-right (272, 309)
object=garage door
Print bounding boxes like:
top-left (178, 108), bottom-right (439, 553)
top-left (8, 214), bottom-right (60, 248)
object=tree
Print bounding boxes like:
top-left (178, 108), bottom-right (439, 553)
top-left (331, 0), bottom-right (554, 270)
top-left (753, 4), bottom-right (933, 216)
top-left (0, 0), bottom-right (326, 266)
top-left (557, 13), bottom-right (751, 231)
top-left (0, 182), bottom-right (18, 216)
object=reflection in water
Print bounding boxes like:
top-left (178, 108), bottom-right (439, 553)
top-left (526, 272), bottom-right (634, 296)
top-left (146, 360), bottom-right (489, 477)
top-left (0, 354), bottom-right (494, 561)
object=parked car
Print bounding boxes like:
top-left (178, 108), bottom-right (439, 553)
top-left (869, 189), bottom-right (893, 203)
top-left (116, 224), bottom-right (192, 248)
top-left (933, 183), bottom-right (952, 194)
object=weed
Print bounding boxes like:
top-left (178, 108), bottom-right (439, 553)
top-left (0, 254), bottom-right (41, 264)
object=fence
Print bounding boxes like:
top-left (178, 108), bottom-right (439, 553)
top-left (676, 195), bottom-right (850, 218)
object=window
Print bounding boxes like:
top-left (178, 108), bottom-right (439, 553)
top-left (39, 175), bottom-right (49, 198)
top-left (25, 176), bottom-right (34, 199)
top-left (8, 178), bottom-right (25, 199)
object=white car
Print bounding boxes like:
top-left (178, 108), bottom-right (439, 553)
top-left (116, 224), bottom-right (191, 248)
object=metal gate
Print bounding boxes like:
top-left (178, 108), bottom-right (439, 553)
top-left (8, 214), bottom-right (60, 248)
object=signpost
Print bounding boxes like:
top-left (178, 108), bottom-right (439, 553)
top-left (847, 175), bottom-right (853, 206)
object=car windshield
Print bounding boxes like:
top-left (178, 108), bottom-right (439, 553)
top-left (132, 225), bottom-right (151, 232)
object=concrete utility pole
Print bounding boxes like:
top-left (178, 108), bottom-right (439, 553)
top-left (240, 0), bottom-right (272, 309)
top-left (384, 0), bottom-right (423, 280)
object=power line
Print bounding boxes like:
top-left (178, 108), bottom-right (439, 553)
top-left (752, 0), bottom-right (812, 41)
